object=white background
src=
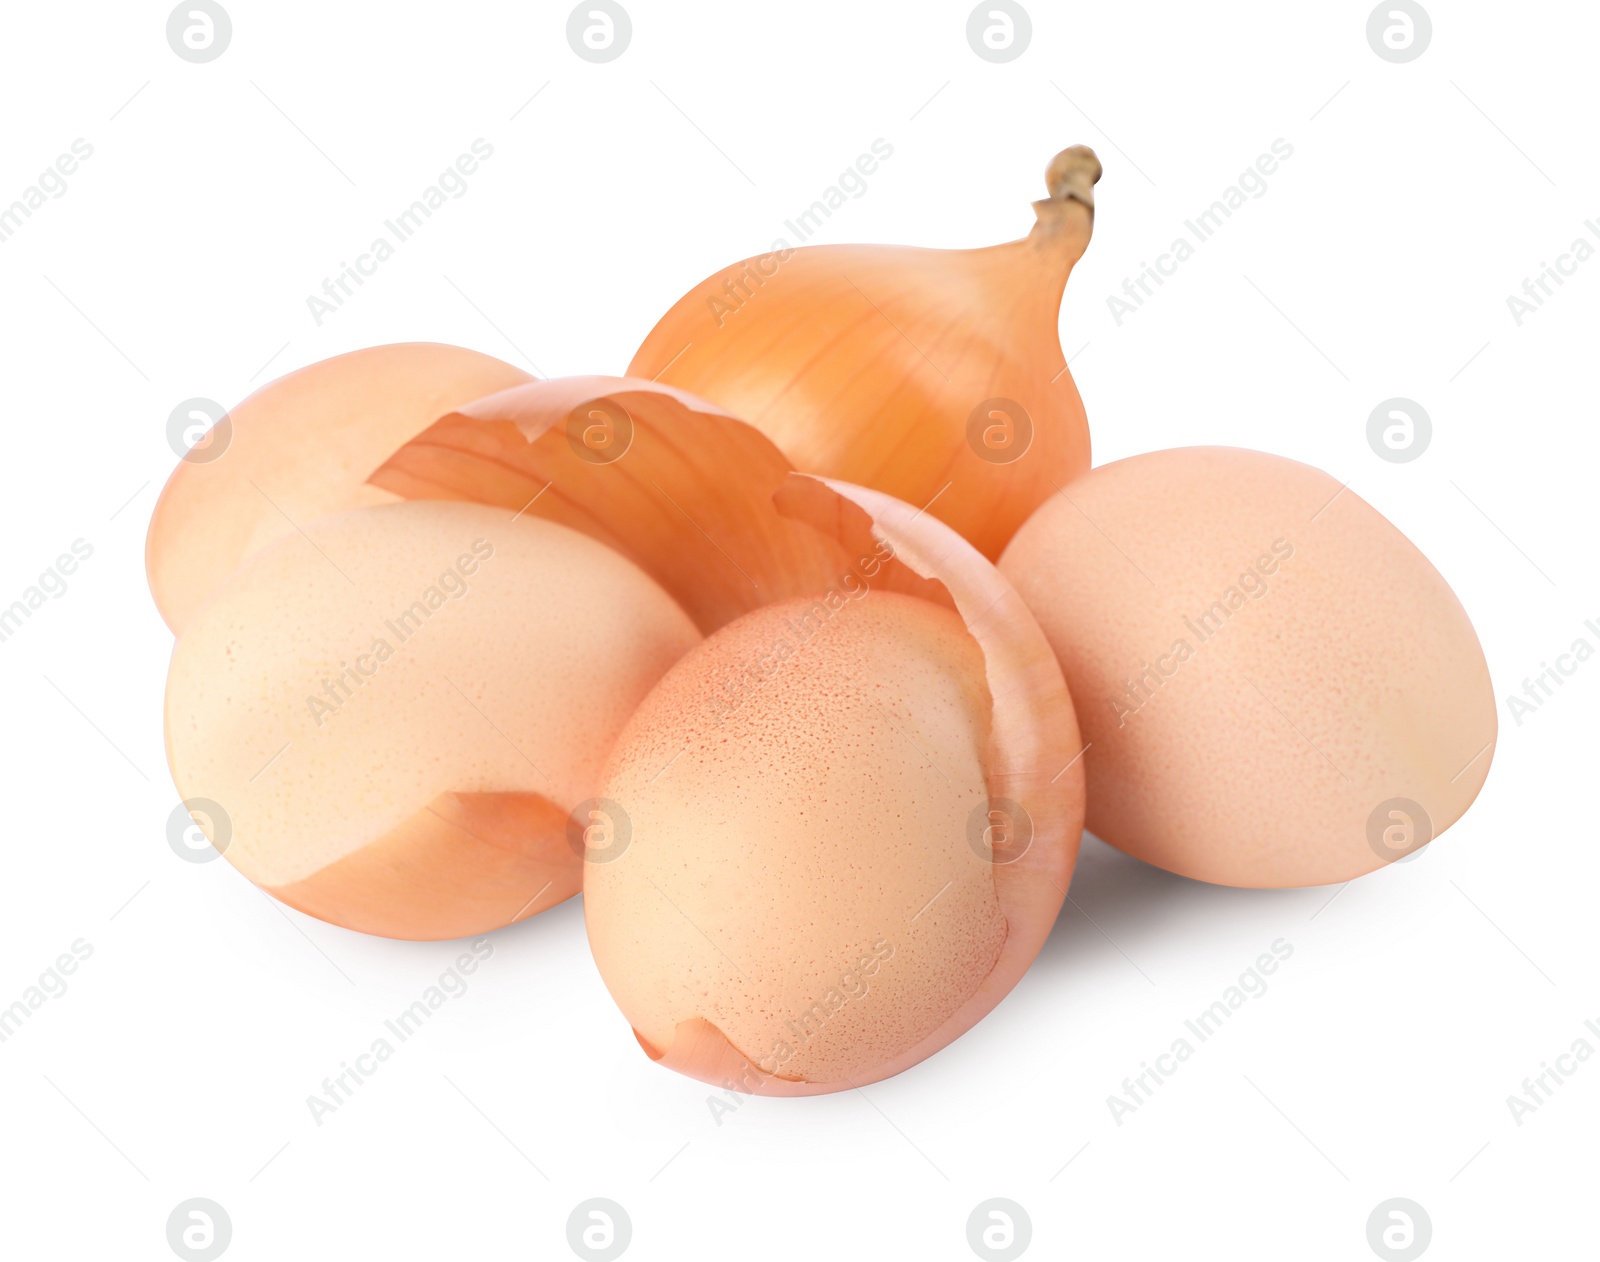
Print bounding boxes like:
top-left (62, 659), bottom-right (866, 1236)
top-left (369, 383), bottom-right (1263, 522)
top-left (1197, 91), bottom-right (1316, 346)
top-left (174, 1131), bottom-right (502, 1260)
top-left (1, 1), bottom-right (1595, 1259)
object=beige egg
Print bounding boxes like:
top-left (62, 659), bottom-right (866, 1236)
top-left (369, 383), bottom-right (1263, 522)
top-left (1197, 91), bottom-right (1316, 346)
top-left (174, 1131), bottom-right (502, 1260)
top-left (584, 591), bottom-right (1016, 1090)
top-left (147, 343), bottom-right (531, 634)
top-left (165, 498), bottom-right (699, 939)
top-left (1000, 446), bottom-right (1496, 887)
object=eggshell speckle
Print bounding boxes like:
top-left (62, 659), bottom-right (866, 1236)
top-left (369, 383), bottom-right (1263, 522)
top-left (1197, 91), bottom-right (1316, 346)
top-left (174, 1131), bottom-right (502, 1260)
top-left (584, 591), bottom-right (1008, 1087)
top-left (1000, 446), bottom-right (1496, 887)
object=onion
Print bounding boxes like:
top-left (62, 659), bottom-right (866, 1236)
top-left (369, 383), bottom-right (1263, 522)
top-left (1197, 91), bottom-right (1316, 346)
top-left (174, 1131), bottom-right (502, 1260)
top-left (628, 145), bottom-right (1101, 561)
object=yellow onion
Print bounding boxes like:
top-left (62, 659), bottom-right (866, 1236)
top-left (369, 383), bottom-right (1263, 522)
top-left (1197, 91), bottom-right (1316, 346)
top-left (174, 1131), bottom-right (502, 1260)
top-left (628, 145), bottom-right (1101, 560)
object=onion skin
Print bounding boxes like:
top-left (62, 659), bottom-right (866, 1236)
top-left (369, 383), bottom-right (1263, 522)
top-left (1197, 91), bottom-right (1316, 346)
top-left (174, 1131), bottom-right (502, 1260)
top-left (146, 343), bottom-right (531, 634)
top-left (1001, 447), bottom-right (1497, 887)
top-left (628, 146), bottom-right (1102, 561)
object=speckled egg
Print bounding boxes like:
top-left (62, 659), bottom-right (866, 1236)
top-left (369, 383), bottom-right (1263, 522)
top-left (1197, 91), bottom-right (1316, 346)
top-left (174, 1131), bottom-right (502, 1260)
top-left (582, 590), bottom-right (1011, 1090)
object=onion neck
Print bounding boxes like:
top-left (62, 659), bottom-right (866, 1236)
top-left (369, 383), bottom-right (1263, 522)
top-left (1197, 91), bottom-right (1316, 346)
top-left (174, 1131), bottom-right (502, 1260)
top-left (1024, 144), bottom-right (1100, 269)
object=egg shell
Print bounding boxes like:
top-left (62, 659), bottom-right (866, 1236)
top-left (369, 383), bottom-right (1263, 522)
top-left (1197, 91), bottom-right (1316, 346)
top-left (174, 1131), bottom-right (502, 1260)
top-left (164, 498), bottom-right (699, 939)
top-left (146, 342), bottom-right (531, 633)
top-left (584, 591), bottom-right (1006, 1087)
top-left (1000, 446), bottom-right (1496, 887)
top-left (370, 379), bottom-right (1085, 1064)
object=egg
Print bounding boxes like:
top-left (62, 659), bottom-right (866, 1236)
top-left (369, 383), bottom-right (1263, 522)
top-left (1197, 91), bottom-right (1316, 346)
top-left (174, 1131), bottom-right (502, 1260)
top-left (146, 342), bottom-right (530, 633)
top-left (367, 381), bottom-right (1085, 1085)
top-left (164, 498), bottom-right (699, 939)
top-left (584, 591), bottom-right (1012, 1090)
top-left (999, 446), bottom-right (1497, 887)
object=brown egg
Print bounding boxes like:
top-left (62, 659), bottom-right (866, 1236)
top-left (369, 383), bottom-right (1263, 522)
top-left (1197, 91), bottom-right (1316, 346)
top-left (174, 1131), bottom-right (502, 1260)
top-left (164, 498), bottom-right (699, 939)
top-left (146, 343), bottom-right (531, 634)
top-left (1000, 446), bottom-right (1497, 887)
top-left (585, 592), bottom-right (1000, 1087)
top-left (374, 379), bottom-right (1086, 1090)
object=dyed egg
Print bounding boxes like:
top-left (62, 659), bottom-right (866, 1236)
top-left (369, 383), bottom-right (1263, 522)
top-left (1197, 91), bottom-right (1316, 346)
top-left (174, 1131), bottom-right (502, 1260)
top-left (1000, 446), bottom-right (1496, 887)
top-left (164, 498), bottom-right (699, 938)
